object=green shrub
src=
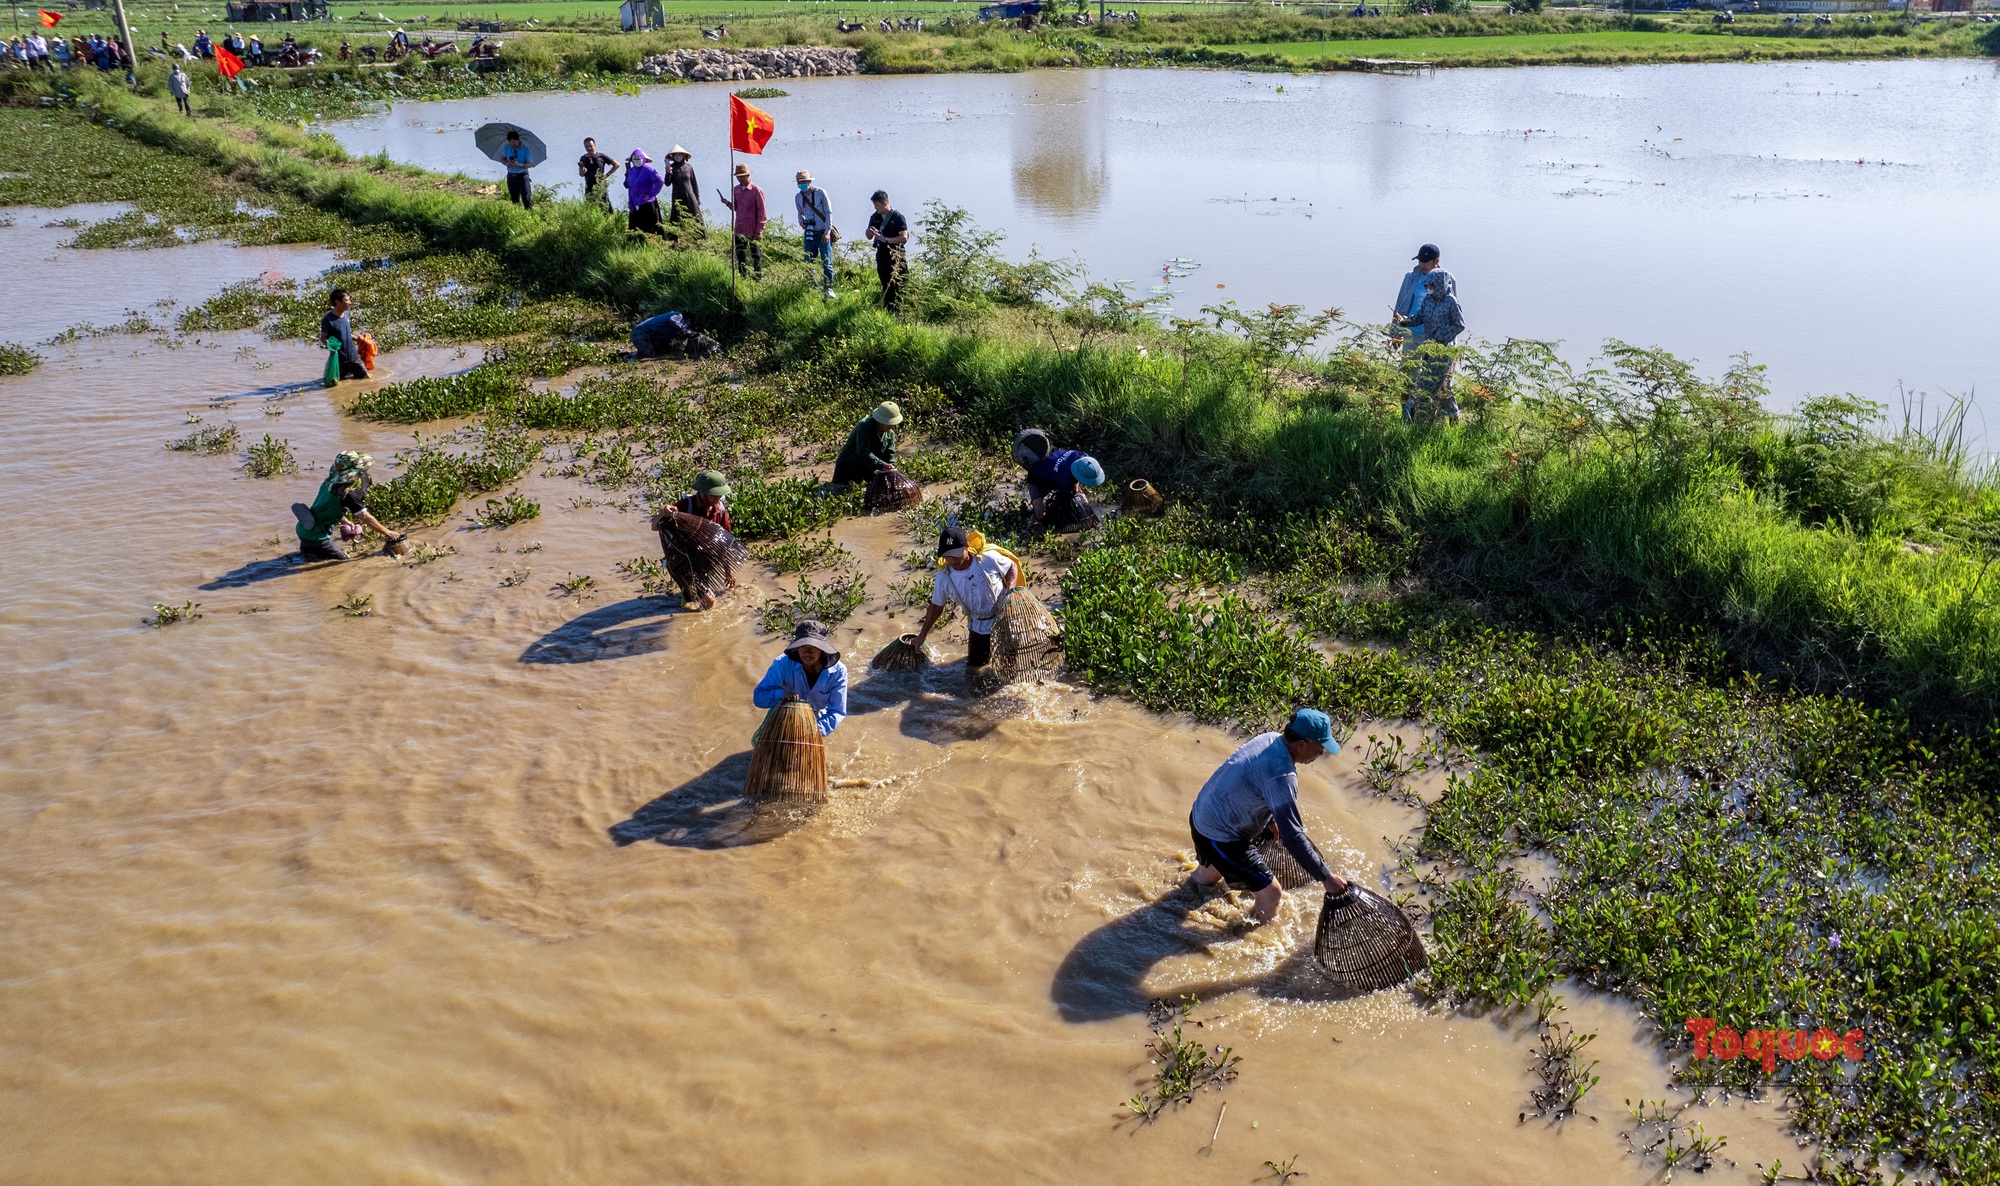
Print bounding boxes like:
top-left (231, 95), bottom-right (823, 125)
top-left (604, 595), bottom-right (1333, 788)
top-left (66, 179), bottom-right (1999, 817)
top-left (0, 342), bottom-right (44, 375)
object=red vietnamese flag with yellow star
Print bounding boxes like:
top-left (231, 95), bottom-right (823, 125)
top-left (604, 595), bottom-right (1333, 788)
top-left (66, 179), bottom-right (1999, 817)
top-left (729, 93), bottom-right (774, 155)
top-left (39, 8), bottom-right (63, 26)
top-left (215, 43), bottom-right (245, 79)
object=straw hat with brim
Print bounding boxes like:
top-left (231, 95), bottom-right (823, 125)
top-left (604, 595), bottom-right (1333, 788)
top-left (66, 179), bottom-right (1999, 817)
top-left (871, 401), bottom-right (903, 427)
top-left (785, 620), bottom-right (839, 662)
top-left (795, 169), bottom-right (813, 182)
top-left (667, 145), bottom-right (691, 159)
top-left (693, 470), bottom-right (732, 498)
top-left (733, 163), bottom-right (751, 177)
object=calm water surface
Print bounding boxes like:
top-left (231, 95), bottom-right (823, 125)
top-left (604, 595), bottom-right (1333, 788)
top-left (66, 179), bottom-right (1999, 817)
top-left (326, 60), bottom-right (2000, 425)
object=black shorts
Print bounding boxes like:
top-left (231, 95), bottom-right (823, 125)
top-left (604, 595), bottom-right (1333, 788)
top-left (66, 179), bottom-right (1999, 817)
top-left (967, 628), bottom-right (993, 669)
top-left (1190, 814), bottom-right (1273, 892)
top-left (300, 536), bottom-right (348, 562)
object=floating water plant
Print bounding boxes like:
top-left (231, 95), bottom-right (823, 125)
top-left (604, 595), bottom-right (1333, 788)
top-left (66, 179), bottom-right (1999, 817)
top-left (555, 573), bottom-right (597, 597)
top-left (166, 424), bottom-right (240, 455)
top-left (0, 342), bottom-right (42, 375)
top-left (499, 569), bottom-right (530, 588)
top-left (337, 593), bottom-right (374, 618)
top-left (148, 601), bottom-right (202, 627)
top-left (468, 493), bottom-right (541, 529)
top-left (243, 434), bottom-right (296, 478)
top-left (752, 536), bottom-right (852, 574)
top-left (759, 571), bottom-right (867, 635)
top-left (1527, 1020), bottom-right (1600, 1120)
top-left (1125, 1022), bottom-right (1241, 1124)
top-left (399, 541), bottom-right (457, 566)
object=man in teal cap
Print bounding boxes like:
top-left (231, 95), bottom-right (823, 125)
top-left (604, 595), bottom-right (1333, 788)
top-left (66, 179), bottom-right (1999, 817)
top-left (1188, 708), bottom-right (1350, 923)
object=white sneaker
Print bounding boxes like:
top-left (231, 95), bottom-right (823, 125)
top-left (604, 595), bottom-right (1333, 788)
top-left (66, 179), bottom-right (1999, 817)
top-left (824, 287), bottom-right (837, 299)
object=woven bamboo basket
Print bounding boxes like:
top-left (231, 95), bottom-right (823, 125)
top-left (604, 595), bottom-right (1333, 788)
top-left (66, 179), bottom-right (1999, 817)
top-left (992, 586), bottom-right (1060, 674)
top-left (744, 698), bottom-right (828, 803)
top-left (870, 632), bottom-right (932, 672)
top-left (1121, 478), bottom-right (1165, 518)
top-left (1252, 834), bottom-right (1317, 891)
top-left (1312, 885), bottom-right (1428, 993)
top-left (654, 509), bottom-right (748, 602)
top-left (864, 468), bottom-right (923, 513)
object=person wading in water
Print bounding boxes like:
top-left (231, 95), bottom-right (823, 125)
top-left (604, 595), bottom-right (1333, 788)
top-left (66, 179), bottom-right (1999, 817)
top-left (293, 451), bottom-right (407, 563)
top-left (1188, 708), bottom-right (1351, 924)
top-left (752, 619), bottom-right (849, 737)
top-left (911, 524), bottom-right (1021, 672)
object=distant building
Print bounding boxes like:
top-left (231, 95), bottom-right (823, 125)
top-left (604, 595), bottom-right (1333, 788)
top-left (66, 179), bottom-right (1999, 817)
top-left (225, 0), bottom-right (329, 19)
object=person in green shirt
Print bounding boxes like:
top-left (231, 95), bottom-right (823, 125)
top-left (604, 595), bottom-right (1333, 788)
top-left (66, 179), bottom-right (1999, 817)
top-left (830, 401), bottom-right (902, 487)
top-left (293, 451), bottom-right (407, 562)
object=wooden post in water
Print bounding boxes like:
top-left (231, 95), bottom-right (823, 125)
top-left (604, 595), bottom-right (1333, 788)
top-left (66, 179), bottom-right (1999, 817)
top-left (110, 0), bottom-right (139, 83)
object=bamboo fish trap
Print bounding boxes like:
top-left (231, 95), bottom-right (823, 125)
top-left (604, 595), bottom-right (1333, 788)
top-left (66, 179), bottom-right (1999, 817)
top-left (1312, 884), bottom-right (1428, 994)
top-left (1253, 834), bottom-right (1317, 891)
top-left (654, 509), bottom-right (748, 603)
top-left (992, 586), bottom-right (1060, 674)
top-left (864, 468), bottom-right (924, 513)
top-left (870, 632), bottom-right (932, 672)
top-left (744, 698), bottom-right (828, 803)
top-left (1121, 478), bottom-right (1165, 518)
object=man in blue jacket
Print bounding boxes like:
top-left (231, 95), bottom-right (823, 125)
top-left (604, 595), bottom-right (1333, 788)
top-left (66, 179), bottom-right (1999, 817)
top-left (1190, 708), bottom-right (1350, 923)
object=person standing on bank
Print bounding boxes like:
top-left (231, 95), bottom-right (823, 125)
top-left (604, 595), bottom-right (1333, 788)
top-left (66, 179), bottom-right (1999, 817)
top-left (664, 146), bottom-right (703, 241)
top-left (830, 401), bottom-right (900, 487)
top-left (911, 524), bottom-right (1021, 671)
top-left (1392, 243), bottom-right (1454, 351)
top-left (752, 619), bottom-right (849, 737)
top-left (500, 129), bottom-right (535, 210)
top-left (794, 170), bottom-right (836, 299)
top-left (864, 190), bottom-right (909, 314)
top-left (625, 149), bottom-right (665, 236)
top-left (168, 63), bottom-right (192, 115)
top-left (719, 163), bottom-right (767, 280)
top-left (577, 137), bottom-right (619, 209)
top-left (1189, 708), bottom-right (1350, 924)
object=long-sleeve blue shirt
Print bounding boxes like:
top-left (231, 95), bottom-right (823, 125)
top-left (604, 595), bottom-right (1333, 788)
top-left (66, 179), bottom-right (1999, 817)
top-left (1190, 732), bottom-right (1333, 883)
top-left (752, 655), bottom-right (848, 736)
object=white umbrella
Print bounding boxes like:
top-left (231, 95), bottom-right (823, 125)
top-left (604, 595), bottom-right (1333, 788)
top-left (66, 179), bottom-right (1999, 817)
top-left (474, 122), bottom-right (547, 167)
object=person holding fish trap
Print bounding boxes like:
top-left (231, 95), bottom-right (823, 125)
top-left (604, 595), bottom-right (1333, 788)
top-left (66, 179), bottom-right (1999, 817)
top-left (910, 523), bottom-right (1022, 672)
top-left (1189, 708), bottom-right (1351, 924)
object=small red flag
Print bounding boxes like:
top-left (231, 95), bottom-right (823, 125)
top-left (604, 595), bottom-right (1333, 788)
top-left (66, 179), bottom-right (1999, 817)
top-left (215, 43), bottom-right (244, 79)
top-left (729, 93), bottom-right (774, 156)
top-left (38, 8), bottom-right (62, 26)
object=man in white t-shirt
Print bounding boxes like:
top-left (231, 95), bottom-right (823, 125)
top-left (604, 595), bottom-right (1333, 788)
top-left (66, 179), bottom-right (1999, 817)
top-left (912, 524), bottom-right (1021, 670)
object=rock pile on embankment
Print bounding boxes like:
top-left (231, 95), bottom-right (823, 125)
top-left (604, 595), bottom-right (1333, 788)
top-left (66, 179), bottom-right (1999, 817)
top-left (635, 47), bottom-right (859, 82)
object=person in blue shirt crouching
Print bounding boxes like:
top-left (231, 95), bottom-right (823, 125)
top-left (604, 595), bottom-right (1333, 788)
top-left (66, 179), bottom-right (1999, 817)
top-left (753, 620), bottom-right (849, 737)
top-left (1189, 708), bottom-right (1351, 923)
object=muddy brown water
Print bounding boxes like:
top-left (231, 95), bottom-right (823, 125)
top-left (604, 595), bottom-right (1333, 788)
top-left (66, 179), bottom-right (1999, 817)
top-left (0, 226), bottom-right (1806, 1183)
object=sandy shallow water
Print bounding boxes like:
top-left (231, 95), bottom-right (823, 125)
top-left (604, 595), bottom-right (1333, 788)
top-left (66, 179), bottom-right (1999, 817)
top-left (0, 229), bottom-right (1807, 1184)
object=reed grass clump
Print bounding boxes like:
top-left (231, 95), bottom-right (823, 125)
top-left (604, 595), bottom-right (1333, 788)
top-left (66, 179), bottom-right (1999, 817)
top-left (759, 571), bottom-right (868, 635)
top-left (348, 367), bottom-right (528, 423)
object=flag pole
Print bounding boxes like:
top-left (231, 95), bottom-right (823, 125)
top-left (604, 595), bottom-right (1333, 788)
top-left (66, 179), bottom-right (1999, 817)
top-left (729, 138), bottom-right (738, 310)
top-left (111, 0), bottom-right (138, 84)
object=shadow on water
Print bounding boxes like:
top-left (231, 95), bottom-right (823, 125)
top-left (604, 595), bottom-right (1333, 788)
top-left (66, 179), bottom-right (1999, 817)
top-left (199, 551), bottom-right (322, 589)
top-left (521, 597), bottom-right (679, 664)
top-left (847, 663), bottom-right (1012, 745)
top-left (609, 750), bottom-right (815, 850)
top-left (1051, 884), bottom-right (1365, 1023)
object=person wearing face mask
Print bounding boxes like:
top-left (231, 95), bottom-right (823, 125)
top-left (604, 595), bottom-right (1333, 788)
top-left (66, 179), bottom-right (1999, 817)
top-left (793, 169), bottom-right (836, 299)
